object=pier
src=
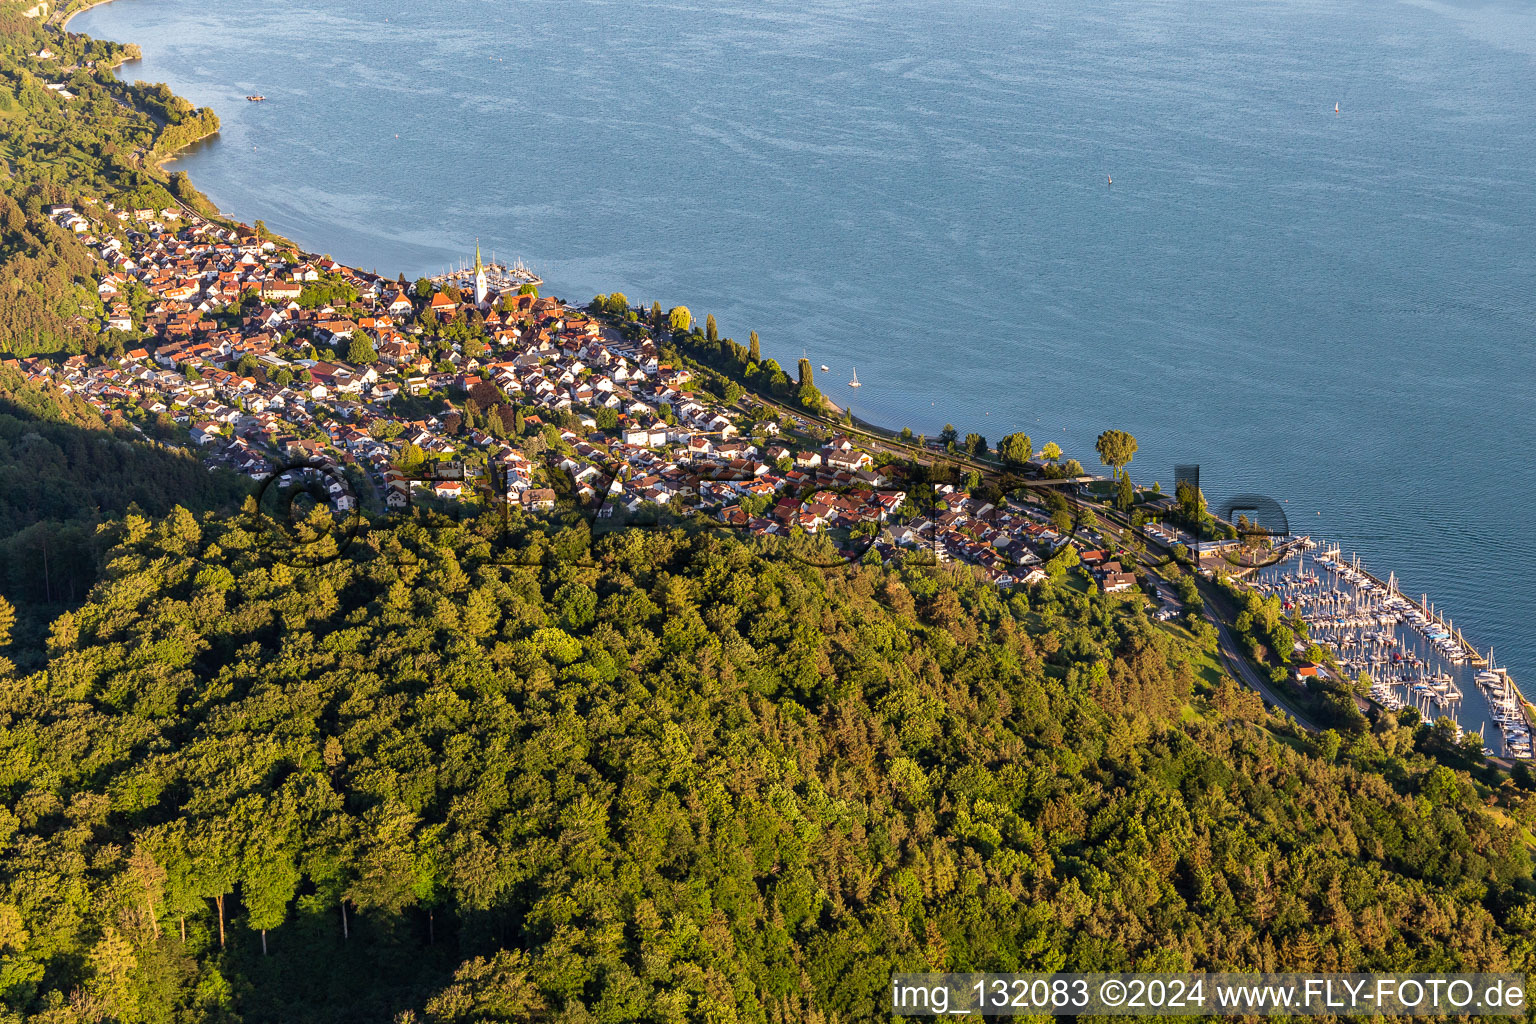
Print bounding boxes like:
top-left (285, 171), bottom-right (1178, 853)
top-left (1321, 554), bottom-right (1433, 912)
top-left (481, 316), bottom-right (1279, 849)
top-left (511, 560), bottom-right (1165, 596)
top-left (1226, 534), bottom-right (1316, 579)
top-left (1322, 547), bottom-right (1488, 667)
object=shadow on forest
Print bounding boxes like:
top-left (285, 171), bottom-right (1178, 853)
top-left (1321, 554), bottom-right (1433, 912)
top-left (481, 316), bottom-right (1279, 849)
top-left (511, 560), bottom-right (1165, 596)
top-left (0, 393), bottom-right (251, 661)
top-left (137, 898), bottom-right (515, 1024)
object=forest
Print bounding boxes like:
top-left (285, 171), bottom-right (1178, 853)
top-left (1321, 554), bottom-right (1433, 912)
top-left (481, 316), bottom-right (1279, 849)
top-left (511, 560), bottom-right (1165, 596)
top-left (0, 502), bottom-right (1534, 1023)
top-left (0, 8), bottom-right (221, 361)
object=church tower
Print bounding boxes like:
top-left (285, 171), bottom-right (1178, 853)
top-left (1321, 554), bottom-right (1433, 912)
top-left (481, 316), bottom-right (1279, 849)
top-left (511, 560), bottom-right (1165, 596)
top-left (473, 240), bottom-right (489, 307)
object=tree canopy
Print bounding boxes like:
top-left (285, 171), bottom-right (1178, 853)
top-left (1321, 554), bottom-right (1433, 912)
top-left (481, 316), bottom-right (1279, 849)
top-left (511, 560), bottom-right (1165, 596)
top-left (1, 16), bottom-right (1533, 1024)
top-left (1095, 429), bottom-right (1138, 477)
top-left (0, 505), bottom-right (1530, 1022)
top-left (998, 432), bottom-right (1033, 467)
top-left (347, 330), bottom-right (377, 365)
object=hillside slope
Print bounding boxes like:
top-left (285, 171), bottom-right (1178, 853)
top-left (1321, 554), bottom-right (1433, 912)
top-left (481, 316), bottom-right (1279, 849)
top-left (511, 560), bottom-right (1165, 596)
top-left (0, 511), bottom-right (1531, 1023)
top-left (0, 364), bottom-right (250, 655)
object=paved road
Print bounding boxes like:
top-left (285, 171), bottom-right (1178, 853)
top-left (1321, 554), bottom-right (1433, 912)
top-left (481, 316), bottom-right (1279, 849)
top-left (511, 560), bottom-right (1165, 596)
top-left (684, 335), bottom-right (1323, 730)
top-left (1198, 577), bottom-right (1322, 732)
top-left (1093, 506), bottom-right (1324, 732)
top-left (733, 388), bottom-right (989, 473)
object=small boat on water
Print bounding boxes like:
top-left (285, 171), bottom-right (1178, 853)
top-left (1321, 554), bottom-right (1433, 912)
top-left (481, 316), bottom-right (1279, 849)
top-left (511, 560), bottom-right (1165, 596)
top-left (1334, 102), bottom-right (1339, 114)
top-left (820, 364), bottom-right (829, 372)
top-left (848, 367), bottom-right (861, 388)
top-left (246, 95), bottom-right (266, 102)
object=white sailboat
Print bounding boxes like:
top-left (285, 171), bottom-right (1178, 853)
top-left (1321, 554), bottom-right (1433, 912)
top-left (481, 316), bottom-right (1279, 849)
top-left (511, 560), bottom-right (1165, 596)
top-left (848, 366), bottom-right (861, 388)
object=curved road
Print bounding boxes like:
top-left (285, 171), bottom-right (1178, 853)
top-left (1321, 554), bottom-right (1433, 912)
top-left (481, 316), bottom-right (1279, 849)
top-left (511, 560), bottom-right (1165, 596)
top-left (1197, 577), bottom-right (1323, 732)
top-left (1090, 506), bottom-right (1325, 732)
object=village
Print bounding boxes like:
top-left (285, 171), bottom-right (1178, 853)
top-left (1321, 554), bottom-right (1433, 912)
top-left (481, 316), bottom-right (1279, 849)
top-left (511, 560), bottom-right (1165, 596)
top-left (4, 199), bottom-right (1156, 593)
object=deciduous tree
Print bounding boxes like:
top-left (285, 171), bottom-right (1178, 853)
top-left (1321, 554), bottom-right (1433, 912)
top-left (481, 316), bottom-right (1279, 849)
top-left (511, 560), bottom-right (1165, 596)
top-left (999, 432), bottom-right (1033, 467)
top-left (1095, 428), bottom-right (1138, 478)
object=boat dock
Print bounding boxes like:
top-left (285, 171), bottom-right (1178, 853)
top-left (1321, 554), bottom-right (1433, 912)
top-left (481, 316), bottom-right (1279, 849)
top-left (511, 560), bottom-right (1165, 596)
top-left (1226, 534), bottom-right (1316, 578)
top-left (1321, 547), bottom-right (1488, 667)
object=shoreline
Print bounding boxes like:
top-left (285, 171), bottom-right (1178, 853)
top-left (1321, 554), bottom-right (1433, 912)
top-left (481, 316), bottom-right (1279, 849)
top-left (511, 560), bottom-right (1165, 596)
top-left (62, 1), bottom-right (254, 233)
top-left (61, 0), bottom-right (205, 173)
top-left (152, 128), bottom-right (216, 173)
top-left (37, 4), bottom-right (1272, 499)
top-left (57, 0), bottom-right (927, 454)
top-left (41, 0), bottom-right (1527, 701)
top-left (57, 0), bottom-right (120, 32)
top-left (54, 0), bottom-right (920, 434)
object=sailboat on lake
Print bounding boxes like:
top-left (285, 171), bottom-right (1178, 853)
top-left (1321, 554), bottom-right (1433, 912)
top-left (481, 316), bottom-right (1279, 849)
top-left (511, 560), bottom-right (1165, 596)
top-left (848, 367), bottom-right (861, 388)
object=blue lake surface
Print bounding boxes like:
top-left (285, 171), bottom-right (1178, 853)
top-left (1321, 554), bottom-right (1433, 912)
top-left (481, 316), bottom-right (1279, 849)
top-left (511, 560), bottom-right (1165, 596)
top-left (75, 0), bottom-right (1536, 689)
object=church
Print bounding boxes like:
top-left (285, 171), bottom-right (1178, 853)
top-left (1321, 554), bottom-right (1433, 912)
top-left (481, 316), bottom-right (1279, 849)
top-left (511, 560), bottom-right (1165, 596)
top-left (472, 241), bottom-right (489, 308)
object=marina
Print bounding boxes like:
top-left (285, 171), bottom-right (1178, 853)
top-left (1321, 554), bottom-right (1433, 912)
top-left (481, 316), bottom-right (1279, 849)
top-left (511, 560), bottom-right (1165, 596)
top-left (429, 254), bottom-right (541, 295)
top-left (1251, 545), bottom-right (1530, 759)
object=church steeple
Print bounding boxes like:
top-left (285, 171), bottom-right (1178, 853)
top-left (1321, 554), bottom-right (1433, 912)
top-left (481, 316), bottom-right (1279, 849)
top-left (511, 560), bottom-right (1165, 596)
top-left (473, 238), bottom-right (488, 306)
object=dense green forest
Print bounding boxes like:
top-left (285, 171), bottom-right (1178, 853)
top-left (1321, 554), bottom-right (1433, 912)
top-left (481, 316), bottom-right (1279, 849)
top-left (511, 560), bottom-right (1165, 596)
top-left (2, 8), bottom-right (1535, 1024)
top-left (0, 505), bottom-right (1534, 1023)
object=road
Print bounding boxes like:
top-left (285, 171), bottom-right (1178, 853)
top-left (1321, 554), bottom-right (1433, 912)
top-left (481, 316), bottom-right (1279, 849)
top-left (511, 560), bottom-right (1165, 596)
top-left (730, 386), bottom-right (994, 474)
top-left (659, 326), bottom-right (1325, 728)
top-left (1092, 506), bottom-right (1325, 732)
top-left (1199, 577), bottom-right (1322, 732)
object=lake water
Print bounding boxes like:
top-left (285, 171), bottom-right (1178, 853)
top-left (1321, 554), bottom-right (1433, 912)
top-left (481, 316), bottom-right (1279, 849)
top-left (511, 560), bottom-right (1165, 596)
top-left (76, 0), bottom-right (1536, 689)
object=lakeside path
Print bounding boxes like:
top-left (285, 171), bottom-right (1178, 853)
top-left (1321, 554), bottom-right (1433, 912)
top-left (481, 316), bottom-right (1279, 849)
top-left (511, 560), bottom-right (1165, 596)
top-left (722, 374), bottom-right (1097, 486)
